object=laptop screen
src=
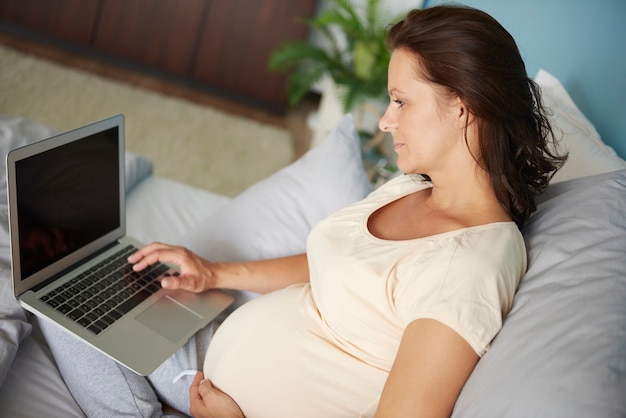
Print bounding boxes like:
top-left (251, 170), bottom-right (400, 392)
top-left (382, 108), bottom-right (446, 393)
top-left (14, 127), bottom-right (120, 280)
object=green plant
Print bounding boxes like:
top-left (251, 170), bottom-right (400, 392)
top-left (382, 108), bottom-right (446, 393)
top-left (268, 0), bottom-right (399, 112)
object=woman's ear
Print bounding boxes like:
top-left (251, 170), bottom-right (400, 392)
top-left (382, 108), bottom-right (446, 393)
top-left (454, 96), bottom-right (463, 116)
top-left (450, 95), bottom-right (465, 119)
top-left (456, 99), bottom-right (476, 127)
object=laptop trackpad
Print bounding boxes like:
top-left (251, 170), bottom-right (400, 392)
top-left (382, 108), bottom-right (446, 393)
top-left (136, 296), bottom-right (202, 343)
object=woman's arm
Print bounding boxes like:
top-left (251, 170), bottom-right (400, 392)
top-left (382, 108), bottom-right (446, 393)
top-left (215, 253), bottom-right (309, 294)
top-left (375, 318), bottom-right (479, 418)
top-left (128, 242), bottom-right (309, 294)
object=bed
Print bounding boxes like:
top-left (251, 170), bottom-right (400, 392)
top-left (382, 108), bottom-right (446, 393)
top-left (1, 2), bottom-right (626, 417)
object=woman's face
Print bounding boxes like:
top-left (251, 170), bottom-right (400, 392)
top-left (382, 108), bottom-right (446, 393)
top-left (379, 49), bottom-right (465, 176)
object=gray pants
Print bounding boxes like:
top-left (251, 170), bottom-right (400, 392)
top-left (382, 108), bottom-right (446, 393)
top-left (38, 317), bottom-right (216, 417)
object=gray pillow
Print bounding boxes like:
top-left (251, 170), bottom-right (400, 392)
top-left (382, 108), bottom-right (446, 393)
top-left (453, 169), bottom-right (626, 417)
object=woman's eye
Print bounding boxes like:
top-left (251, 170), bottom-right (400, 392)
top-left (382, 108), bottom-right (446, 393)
top-left (393, 99), bottom-right (405, 107)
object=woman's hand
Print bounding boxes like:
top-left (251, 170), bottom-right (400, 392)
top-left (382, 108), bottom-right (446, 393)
top-left (128, 242), bottom-right (222, 293)
top-left (189, 372), bottom-right (244, 418)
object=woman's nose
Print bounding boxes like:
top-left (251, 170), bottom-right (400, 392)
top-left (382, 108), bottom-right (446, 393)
top-left (378, 109), bottom-right (394, 132)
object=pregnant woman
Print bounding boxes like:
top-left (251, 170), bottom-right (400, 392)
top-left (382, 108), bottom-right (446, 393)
top-left (41, 5), bottom-right (565, 417)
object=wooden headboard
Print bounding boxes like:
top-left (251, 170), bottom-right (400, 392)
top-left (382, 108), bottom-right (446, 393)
top-left (424, 0), bottom-right (626, 159)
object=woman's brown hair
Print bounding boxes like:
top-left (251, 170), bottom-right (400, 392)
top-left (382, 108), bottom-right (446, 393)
top-left (387, 5), bottom-right (567, 227)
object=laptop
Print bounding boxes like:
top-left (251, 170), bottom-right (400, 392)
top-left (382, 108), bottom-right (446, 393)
top-left (6, 114), bottom-right (233, 376)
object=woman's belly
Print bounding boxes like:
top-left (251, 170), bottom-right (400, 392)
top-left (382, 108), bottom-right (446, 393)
top-left (203, 284), bottom-right (386, 418)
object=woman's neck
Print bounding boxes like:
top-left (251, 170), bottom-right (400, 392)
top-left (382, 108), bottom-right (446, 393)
top-left (425, 166), bottom-right (511, 225)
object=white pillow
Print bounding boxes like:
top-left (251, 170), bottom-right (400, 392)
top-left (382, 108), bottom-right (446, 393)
top-left (180, 115), bottom-right (372, 306)
top-left (534, 69), bottom-right (626, 183)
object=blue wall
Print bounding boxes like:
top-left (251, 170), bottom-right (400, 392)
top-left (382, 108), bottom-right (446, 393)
top-left (424, 0), bottom-right (626, 159)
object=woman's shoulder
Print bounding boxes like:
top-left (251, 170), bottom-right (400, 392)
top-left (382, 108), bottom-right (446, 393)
top-left (455, 222), bottom-right (523, 250)
top-left (451, 222), bottom-right (526, 272)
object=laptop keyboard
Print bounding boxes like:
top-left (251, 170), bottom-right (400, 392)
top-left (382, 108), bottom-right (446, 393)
top-left (39, 245), bottom-right (169, 335)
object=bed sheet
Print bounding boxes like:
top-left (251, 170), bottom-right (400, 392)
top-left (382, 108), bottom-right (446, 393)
top-left (0, 176), bottom-right (230, 417)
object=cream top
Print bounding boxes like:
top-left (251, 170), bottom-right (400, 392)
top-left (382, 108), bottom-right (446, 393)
top-left (203, 174), bottom-right (526, 418)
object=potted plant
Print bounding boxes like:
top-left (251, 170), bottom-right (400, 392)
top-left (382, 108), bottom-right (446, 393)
top-left (269, 0), bottom-right (407, 185)
top-left (268, 0), bottom-right (398, 114)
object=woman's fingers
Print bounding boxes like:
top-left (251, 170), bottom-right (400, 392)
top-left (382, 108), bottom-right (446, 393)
top-left (190, 371), bottom-right (204, 399)
top-left (128, 242), bottom-right (184, 270)
top-left (128, 242), bottom-right (214, 293)
top-left (190, 374), bottom-right (244, 418)
top-left (161, 270), bottom-right (205, 292)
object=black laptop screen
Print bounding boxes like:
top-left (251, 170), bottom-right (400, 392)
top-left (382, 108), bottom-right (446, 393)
top-left (15, 127), bottom-right (120, 279)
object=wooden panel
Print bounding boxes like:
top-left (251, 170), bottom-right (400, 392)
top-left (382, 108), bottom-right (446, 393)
top-left (191, 0), bottom-right (316, 109)
top-left (92, 0), bottom-right (205, 76)
top-left (0, 0), bottom-right (99, 45)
